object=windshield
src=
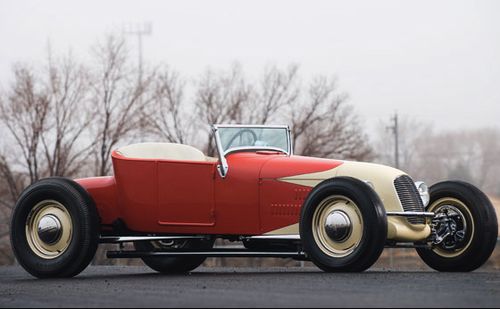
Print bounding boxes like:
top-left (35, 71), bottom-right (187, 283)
top-left (215, 125), bottom-right (291, 155)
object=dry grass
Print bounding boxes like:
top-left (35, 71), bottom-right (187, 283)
top-left (489, 195), bottom-right (500, 236)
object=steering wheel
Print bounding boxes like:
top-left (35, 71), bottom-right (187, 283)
top-left (225, 129), bottom-right (258, 150)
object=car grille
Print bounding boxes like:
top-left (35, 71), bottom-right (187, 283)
top-left (394, 175), bottom-right (425, 224)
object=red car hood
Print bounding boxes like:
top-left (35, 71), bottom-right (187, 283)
top-left (259, 154), bottom-right (343, 179)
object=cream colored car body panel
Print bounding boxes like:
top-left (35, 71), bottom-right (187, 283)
top-left (270, 161), bottom-right (432, 242)
top-left (264, 224), bottom-right (300, 235)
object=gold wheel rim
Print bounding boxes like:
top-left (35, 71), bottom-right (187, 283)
top-left (428, 197), bottom-right (474, 258)
top-left (312, 195), bottom-right (364, 258)
top-left (25, 200), bottom-right (73, 259)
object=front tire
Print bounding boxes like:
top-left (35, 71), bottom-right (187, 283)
top-left (300, 177), bottom-right (387, 272)
top-left (416, 181), bottom-right (498, 272)
top-left (10, 177), bottom-right (100, 278)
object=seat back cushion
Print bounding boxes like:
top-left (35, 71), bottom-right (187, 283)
top-left (116, 143), bottom-right (207, 162)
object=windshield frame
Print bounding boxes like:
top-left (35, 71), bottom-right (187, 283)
top-left (212, 124), bottom-right (293, 178)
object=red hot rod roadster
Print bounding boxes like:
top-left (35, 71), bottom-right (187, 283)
top-left (10, 125), bottom-right (498, 278)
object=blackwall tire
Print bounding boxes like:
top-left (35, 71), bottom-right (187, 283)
top-left (10, 177), bottom-right (100, 278)
top-left (416, 181), bottom-right (498, 272)
top-left (300, 177), bottom-right (387, 272)
top-left (134, 239), bottom-right (214, 274)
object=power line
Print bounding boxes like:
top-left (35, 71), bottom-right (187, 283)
top-left (387, 112), bottom-right (400, 169)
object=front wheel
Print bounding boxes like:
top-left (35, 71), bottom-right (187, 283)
top-left (300, 177), bottom-right (387, 272)
top-left (416, 181), bottom-right (498, 272)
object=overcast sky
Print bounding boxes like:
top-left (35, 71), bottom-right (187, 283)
top-left (1, 0), bottom-right (499, 134)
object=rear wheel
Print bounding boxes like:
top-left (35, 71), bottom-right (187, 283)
top-left (134, 239), bottom-right (214, 274)
top-left (416, 181), bottom-right (498, 272)
top-left (10, 177), bottom-right (99, 278)
top-left (300, 177), bottom-right (387, 272)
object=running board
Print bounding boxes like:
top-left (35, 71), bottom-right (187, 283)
top-left (100, 235), bottom-right (207, 244)
top-left (100, 234), bottom-right (300, 244)
top-left (107, 249), bottom-right (307, 259)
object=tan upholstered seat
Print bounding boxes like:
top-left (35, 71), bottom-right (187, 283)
top-left (116, 143), bottom-right (207, 162)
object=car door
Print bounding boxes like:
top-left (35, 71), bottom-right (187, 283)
top-left (157, 160), bottom-right (216, 227)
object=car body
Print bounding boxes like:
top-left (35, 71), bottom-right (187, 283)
top-left (10, 124), bottom-right (498, 277)
top-left (78, 126), bottom-right (429, 241)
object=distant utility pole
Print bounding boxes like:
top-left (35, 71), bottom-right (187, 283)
top-left (123, 22), bottom-right (152, 84)
top-left (387, 112), bottom-right (400, 268)
top-left (388, 112), bottom-right (400, 169)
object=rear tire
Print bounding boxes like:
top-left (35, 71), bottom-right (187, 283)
top-left (134, 239), bottom-right (214, 274)
top-left (10, 177), bottom-right (100, 278)
top-left (300, 177), bottom-right (387, 272)
top-left (416, 181), bottom-right (498, 272)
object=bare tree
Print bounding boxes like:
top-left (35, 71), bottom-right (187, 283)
top-left (0, 50), bottom-right (95, 189)
top-left (0, 65), bottom-right (50, 184)
top-left (40, 51), bottom-right (95, 177)
top-left (0, 153), bottom-right (21, 207)
top-left (89, 34), bottom-right (155, 176)
top-left (426, 129), bottom-right (500, 192)
top-left (374, 118), bottom-right (500, 195)
top-left (195, 65), bottom-right (371, 160)
top-left (291, 76), bottom-right (372, 160)
top-left (145, 67), bottom-right (191, 144)
top-left (248, 64), bottom-right (300, 124)
top-left (468, 129), bottom-right (500, 192)
top-left (195, 64), bottom-right (251, 155)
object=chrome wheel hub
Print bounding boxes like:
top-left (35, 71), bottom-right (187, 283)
top-left (25, 200), bottom-right (73, 259)
top-left (325, 211), bottom-right (352, 242)
top-left (432, 205), bottom-right (468, 250)
top-left (38, 214), bottom-right (63, 245)
top-left (312, 195), bottom-right (364, 258)
top-left (426, 197), bottom-right (475, 258)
